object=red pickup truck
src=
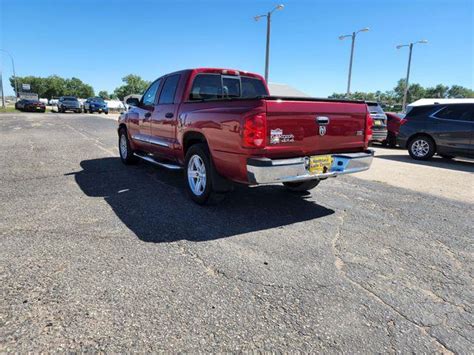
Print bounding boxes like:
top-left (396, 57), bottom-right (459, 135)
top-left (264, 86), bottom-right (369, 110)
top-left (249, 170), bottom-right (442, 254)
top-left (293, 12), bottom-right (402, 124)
top-left (118, 68), bottom-right (374, 204)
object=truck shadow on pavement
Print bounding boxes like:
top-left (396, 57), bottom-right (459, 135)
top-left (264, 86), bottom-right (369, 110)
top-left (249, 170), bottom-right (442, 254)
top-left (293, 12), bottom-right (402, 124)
top-left (70, 158), bottom-right (335, 243)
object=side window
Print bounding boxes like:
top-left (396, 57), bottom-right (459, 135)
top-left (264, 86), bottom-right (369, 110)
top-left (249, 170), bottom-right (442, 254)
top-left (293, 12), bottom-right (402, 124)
top-left (158, 75), bottom-right (180, 104)
top-left (434, 105), bottom-right (471, 121)
top-left (189, 74), bottom-right (222, 100)
top-left (142, 79), bottom-right (161, 107)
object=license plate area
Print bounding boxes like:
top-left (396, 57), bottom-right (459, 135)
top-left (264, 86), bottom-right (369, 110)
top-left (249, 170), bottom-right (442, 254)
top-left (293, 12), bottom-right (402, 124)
top-left (309, 155), bottom-right (333, 174)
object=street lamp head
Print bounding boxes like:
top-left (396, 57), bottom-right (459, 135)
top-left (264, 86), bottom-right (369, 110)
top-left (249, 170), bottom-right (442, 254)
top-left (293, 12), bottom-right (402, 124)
top-left (276, 4), bottom-right (284, 10)
top-left (358, 27), bottom-right (370, 33)
top-left (417, 39), bottom-right (428, 44)
top-left (396, 44), bottom-right (407, 49)
top-left (254, 15), bottom-right (262, 21)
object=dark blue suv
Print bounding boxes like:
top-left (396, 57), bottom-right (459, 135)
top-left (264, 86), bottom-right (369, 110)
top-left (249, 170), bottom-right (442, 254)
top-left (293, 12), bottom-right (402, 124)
top-left (397, 103), bottom-right (473, 160)
top-left (83, 97), bottom-right (109, 114)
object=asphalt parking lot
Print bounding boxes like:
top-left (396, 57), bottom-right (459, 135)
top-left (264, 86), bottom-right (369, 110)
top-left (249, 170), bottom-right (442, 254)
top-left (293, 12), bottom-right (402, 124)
top-left (1, 112), bottom-right (473, 352)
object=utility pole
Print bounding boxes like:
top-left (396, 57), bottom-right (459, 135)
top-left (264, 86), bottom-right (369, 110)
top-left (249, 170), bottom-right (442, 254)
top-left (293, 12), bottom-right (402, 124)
top-left (402, 43), bottom-right (413, 112)
top-left (0, 49), bottom-right (18, 98)
top-left (255, 4), bottom-right (284, 83)
top-left (397, 40), bottom-right (428, 112)
top-left (265, 11), bottom-right (271, 83)
top-left (339, 28), bottom-right (369, 96)
top-left (0, 68), bottom-right (5, 108)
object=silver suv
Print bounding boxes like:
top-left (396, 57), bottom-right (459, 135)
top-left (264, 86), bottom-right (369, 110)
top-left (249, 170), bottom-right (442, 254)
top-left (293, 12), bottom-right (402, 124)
top-left (58, 96), bottom-right (81, 113)
top-left (367, 101), bottom-right (387, 143)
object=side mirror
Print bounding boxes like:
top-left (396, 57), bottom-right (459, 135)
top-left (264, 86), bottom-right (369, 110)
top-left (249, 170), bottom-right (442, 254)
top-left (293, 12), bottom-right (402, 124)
top-left (126, 98), bottom-right (140, 107)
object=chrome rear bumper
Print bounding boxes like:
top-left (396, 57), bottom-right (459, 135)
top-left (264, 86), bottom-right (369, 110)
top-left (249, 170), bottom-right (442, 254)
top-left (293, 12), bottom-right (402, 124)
top-left (247, 150), bottom-right (374, 185)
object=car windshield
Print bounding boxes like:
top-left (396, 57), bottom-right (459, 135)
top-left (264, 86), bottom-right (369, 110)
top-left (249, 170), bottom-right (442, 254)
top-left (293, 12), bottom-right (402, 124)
top-left (91, 97), bottom-right (104, 103)
top-left (63, 97), bottom-right (77, 101)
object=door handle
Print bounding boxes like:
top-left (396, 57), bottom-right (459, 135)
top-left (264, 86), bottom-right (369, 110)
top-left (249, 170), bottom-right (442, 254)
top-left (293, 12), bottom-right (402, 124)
top-left (317, 116), bottom-right (330, 125)
top-left (144, 112), bottom-right (152, 118)
top-left (165, 112), bottom-right (174, 119)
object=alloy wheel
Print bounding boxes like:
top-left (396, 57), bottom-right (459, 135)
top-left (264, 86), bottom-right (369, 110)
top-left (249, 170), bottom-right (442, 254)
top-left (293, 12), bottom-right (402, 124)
top-left (119, 134), bottom-right (128, 159)
top-left (187, 155), bottom-right (207, 196)
top-left (411, 139), bottom-right (430, 158)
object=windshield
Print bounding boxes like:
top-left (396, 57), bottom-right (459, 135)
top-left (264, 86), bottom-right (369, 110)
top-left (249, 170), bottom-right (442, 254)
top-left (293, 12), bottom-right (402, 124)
top-left (63, 97), bottom-right (78, 101)
top-left (91, 97), bottom-right (105, 103)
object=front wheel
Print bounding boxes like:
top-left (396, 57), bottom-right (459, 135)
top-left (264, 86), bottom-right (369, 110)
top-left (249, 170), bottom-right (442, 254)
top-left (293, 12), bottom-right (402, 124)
top-left (185, 144), bottom-right (225, 205)
top-left (283, 179), bottom-right (320, 192)
top-left (408, 136), bottom-right (435, 160)
top-left (119, 129), bottom-right (137, 165)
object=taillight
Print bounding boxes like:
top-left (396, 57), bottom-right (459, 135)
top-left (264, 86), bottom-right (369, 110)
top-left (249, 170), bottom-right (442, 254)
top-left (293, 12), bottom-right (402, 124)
top-left (242, 112), bottom-right (266, 148)
top-left (365, 111), bottom-right (373, 147)
top-left (400, 118), bottom-right (407, 125)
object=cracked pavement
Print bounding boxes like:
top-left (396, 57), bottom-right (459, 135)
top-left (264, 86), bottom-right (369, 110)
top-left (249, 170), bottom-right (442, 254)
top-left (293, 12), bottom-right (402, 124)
top-left (1, 113), bottom-right (473, 352)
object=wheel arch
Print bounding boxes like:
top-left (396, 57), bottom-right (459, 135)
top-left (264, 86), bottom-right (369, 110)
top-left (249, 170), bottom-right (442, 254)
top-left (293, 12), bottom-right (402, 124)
top-left (118, 123), bottom-right (127, 135)
top-left (182, 131), bottom-right (208, 155)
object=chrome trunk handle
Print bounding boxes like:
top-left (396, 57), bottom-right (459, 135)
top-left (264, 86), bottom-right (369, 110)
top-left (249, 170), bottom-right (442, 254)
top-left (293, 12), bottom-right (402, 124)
top-left (317, 116), bottom-right (330, 125)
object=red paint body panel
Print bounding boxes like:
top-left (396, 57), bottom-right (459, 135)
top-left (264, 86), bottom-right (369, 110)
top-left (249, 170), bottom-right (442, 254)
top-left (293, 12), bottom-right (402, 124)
top-left (386, 112), bottom-right (404, 136)
top-left (119, 68), bottom-right (370, 184)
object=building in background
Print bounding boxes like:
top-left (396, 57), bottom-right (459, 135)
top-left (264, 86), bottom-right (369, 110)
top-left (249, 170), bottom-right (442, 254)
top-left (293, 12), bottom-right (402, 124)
top-left (268, 83), bottom-right (310, 97)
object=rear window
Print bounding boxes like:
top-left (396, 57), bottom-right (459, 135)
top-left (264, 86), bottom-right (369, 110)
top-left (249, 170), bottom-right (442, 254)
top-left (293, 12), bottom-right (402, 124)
top-left (406, 105), bottom-right (437, 118)
top-left (189, 74), bottom-right (267, 101)
top-left (367, 102), bottom-right (385, 114)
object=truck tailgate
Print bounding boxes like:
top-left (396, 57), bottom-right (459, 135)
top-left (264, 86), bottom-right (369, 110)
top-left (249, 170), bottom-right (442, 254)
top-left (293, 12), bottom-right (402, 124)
top-left (264, 98), bottom-right (368, 158)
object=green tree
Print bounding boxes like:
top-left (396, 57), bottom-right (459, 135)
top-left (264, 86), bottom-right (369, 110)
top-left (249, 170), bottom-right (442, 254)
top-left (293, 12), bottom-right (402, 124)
top-left (425, 84), bottom-right (449, 98)
top-left (113, 74), bottom-right (150, 100)
top-left (394, 79), bottom-right (426, 103)
top-left (10, 75), bottom-right (94, 99)
top-left (98, 90), bottom-right (110, 99)
top-left (447, 85), bottom-right (474, 98)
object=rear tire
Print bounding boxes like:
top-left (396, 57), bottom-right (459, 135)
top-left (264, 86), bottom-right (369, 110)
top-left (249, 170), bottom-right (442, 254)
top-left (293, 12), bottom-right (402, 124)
top-left (119, 129), bottom-right (138, 165)
top-left (184, 143), bottom-right (225, 205)
top-left (283, 179), bottom-right (320, 192)
top-left (408, 136), bottom-right (435, 160)
top-left (83, 108), bottom-right (88, 113)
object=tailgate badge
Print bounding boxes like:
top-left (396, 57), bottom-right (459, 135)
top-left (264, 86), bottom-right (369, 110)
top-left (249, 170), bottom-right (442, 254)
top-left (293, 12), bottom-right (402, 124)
top-left (270, 128), bottom-right (294, 144)
top-left (319, 126), bottom-right (327, 136)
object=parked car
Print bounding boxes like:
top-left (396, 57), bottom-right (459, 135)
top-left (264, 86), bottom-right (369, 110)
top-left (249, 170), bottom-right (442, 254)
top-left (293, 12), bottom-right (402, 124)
top-left (397, 103), bottom-right (474, 160)
top-left (384, 112), bottom-right (406, 147)
top-left (57, 96), bottom-right (81, 113)
top-left (83, 97), bottom-right (109, 114)
top-left (118, 68), bottom-right (374, 204)
top-left (367, 101), bottom-right (388, 143)
top-left (15, 99), bottom-right (46, 112)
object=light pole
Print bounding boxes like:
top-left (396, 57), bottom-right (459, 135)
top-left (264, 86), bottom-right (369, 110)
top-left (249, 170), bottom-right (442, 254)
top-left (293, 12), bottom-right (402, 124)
top-left (254, 4), bottom-right (284, 83)
top-left (0, 68), bottom-right (5, 108)
top-left (396, 40), bottom-right (428, 112)
top-left (339, 28), bottom-right (369, 96)
top-left (0, 49), bottom-right (19, 99)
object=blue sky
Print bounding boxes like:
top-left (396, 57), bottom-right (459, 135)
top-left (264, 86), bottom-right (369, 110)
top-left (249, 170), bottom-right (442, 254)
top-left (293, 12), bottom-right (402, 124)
top-left (1, 0), bottom-right (473, 97)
